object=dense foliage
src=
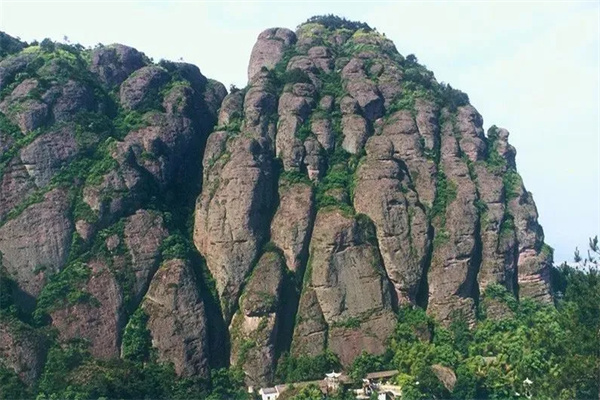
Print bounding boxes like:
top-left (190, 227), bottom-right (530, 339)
top-left (302, 15), bottom-right (373, 32)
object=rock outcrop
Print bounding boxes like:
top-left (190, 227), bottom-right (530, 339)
top-left (230, 251), bottom-right (285, 386)
top-left (291, 209), bottom-right (396, 366)
top-left (0, 22), bottom-right (554, 389)
top-left (142, 259), bottom-right (210, 378)
top-left (0, 319), bottom-right (47, 385)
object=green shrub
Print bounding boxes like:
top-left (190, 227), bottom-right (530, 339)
top-left (433, 229), bottom-right (450, 248)
top-left (37, 339), bottom-right (91, 395)
top-left (282, 68), bottom-right (312, 85)
top-left (34, 261), bottom-right (94, 321)
top-left (498, 213), bottom-right (515, 239)
top-left (160, 234), bottom-right (191, 260)
top-left (332, 316), bottom-right (361, 329)
top-left (483, 283), bottom-right (518, 312)
top-left (275, 350), bottom-right (341, 383)
top-left (503, 170), bottom-right (521, 200)
top-left (302, 15), bottom-right (373, 32)
top-left (113, 110), bottom-right (148, 139)
top-left (39, 38), bottom-right (55, 53)
top-left (321, 71), bottom-right (345, 99)
top-left (0, 112), bottom-right (21, 137)
top-left (430, 170), bottom-right (457, 226)
top-left (121, 308), bottom-right (152, 363)
top-left (280, 170), bottom-right (311, 186)
top-left (296, 120), bottom-right (312, 142)
top-left (0, 365), bottom-right (30, 400)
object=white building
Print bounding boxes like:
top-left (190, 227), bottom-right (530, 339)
top-left (259, 386), bottom-right (280, 400)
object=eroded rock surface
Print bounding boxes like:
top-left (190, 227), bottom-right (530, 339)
top-left (143, 259), bottom-right (210, 378)
top-left (230, 252), bottom-right (284, 386)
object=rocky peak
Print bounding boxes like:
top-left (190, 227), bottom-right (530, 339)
top-left (192, 16), bottom-right (553, 381)
top-left (0, 18), bottom-right (554, 390)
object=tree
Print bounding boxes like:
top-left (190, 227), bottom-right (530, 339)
top-left (40, 38), bottom-right (55, 52)
top-left (291, 384), bottom-right (324, 400)
top-left (406, 54), bottom-right (418, 63)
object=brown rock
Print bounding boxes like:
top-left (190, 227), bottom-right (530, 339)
top-left (51, 260), bottom-right (124, 359)
top-left (271, 183), bottom-right (314, 272)
top-left (218, 91), bottom-right (244, 127)
top-left (345, 79), bottom-right (384, 121)
top-left (295, 209), bottom-right (396, 366)
top-left (90, 44), bottom-right (147, 88)
top-left (276, 114), bottom-right (305, 171)
top-left (243, 85), bottom-right (277, 138)
top-left (0, 189), bottom-right (73, 311)
top-left (354, 137), bottom-right (430, 304)
top-left (427, 113), bottom-right (479, 325)
top-left (2, 99), bottom-right (49, 133)
top-left (123, 210), bottom-right (168, 305)
top-left (247, 28), bottom-right (296, 81)
top-left (340, 96), bottom-right (360, 115)
top-left (142, 259), bottom-right (210, 378)
top-left (291, 287), bottom-right (327, 357)
top-left (19, 125), bottom-right (80, 187)
top-left (431, 364), bottom-right (457, 392)
top-left (194, 136), bottom-right (274, 321)
top-left (303, 137), bottom-right (325, 181)
top-left (383, 109), bottom-right (437, 208)
top-left (230, 252), bottom-right (284, 386)
top-left (0, 159), bottom-right (36, 221)
top-left (308, 46), bottom-right (333, 72)
top-left (319, 95), bottom-right (334, 112)
top-left (311, 117), bottom-right (335, 152)
top-left (0, 319), bottom-right (48, 385)
top-left (119, 66), bottom-right (169, 111)
top-left (51, 80), bottom-right (95, 122)
top-left (0, 53), bottom-right (36, 90)
top-left (415, 98), bottom-right (439, 152)
top-left (455, 105), bottom-right (486, 162)
top-left (341, 114), bottom-right (368, 154)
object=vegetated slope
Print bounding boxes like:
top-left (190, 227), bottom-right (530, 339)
top-left (0, 36), bottom-right (228, 393)
top-left (0, 15), bottom-right (554, 394)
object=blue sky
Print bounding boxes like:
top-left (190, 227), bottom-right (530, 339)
top-left (1, 1), bottom-right (598, 263)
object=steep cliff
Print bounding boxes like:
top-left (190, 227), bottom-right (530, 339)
top-left (0, 16), bottom-right (553, 391)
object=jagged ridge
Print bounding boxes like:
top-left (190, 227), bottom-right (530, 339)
top-left (0, 16), bottom-right (552, 390)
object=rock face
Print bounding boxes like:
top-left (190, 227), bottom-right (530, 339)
top-left (50, 260), bottom-right (124, 359)
top-left (247, 28), bottom-right (296, 81)
top-left (142, 259), bottom-right (210, 378)
top-left (90, 44), bottom-right (147, 88)
top-left (193, 135), bottom-right (274, 321)
top-left (291, 209), bottom-right (396, 366)
top-left (229, 252), bottom-right (284, 386)
top-left (354, 135), bottom-right (430, 305)
top-left (270, 183), bottom-right (314, 272)
top-left (0, 189), bottom-right (73, 312)
top-left (0, 33), bottom-right (221, 387)
top-left (0, 21), bottom-right (553, 389)
top-left (0, 320), bottom-right (47, 385)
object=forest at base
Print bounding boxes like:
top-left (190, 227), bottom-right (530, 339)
top-left (1, 239), bottom-right (598, 400)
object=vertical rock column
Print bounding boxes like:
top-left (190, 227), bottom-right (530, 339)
top-left (292, 209), bottom-right (396, 366)
top-left (427, 109), bottom-right (480, 325)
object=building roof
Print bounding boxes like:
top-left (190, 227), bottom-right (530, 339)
top-left (259, 387), bottom-right (278, 395)
top-left (326, 371), bottom-right (342, 378)
top-left (365, 370), bottom-right (400, 380)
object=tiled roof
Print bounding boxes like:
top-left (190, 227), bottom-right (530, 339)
top-left (365, 370), bottom-right (399, 380)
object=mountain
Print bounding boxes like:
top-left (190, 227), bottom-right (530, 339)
top-left (0, 16), bottom-right (556, 394)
